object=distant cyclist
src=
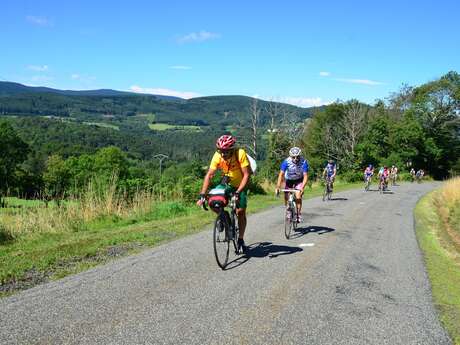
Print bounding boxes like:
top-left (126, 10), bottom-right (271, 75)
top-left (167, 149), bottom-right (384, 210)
top-left (197, 134), bottom-right (251, 252)
top-left (390, 165), bottom-right (398, 185)
top-left (410, 168), bottom-right (416, 182)
top-left (322, 159), bottom-right (337, 190)
top-left (378, 166), bottom-right (390, 190)
top-left (275, 147), bottom-right (309, 223)
top-left (364, 164), bottom-right (374, 184)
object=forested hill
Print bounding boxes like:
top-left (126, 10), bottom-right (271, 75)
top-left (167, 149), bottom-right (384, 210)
top-left (0, 81), bottom-right (180, 99)
top-left (0, 81), bottom-right (312, 127)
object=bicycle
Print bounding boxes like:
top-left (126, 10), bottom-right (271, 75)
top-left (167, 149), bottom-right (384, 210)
top-left (390, 173), bottom-right (397, 186)
top-left (280, 189), bottom-right (298, 239)
top-left (378, 177), bottom-right (388, 194)
top-left (322, 177), bottom-right (333, 201)
top-left (364, 175), bottom-right (372, 191)
top-left (203, 187), bottom-right (241, 269)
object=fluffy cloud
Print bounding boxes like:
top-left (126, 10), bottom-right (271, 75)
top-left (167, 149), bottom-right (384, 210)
top-left (319, 71), bottom-right (331, 77)
top-left (177, 31), bottom-right (220, 44)
top-left (130, 85), bottom-right (201, 99)
top-left (280, 97), bottom-right (332, 108)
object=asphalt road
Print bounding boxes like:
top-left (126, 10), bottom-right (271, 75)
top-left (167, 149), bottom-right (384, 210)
top-left (0, 182), bottom-right (452, 345)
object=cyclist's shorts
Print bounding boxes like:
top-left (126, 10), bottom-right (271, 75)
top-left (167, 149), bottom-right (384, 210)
top-left (285, 178), bottom-right (303, 190)
top-left (214, 184), bottom-right (248, 209)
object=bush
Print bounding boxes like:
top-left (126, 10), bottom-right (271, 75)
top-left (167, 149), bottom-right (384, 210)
top-left (340, 170), bottom-right (363, 182)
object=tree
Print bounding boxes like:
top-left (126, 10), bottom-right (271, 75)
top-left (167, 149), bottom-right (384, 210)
top-left (0, 121), bottom-right (29, 205)
top-left (43, 155), bottom-right (71, 202)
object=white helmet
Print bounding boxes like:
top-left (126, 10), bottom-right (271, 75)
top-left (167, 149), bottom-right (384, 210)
top-left (289, 147), bottom-right (301, 158)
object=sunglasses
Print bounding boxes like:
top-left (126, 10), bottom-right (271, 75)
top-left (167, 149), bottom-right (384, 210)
top-left (218, 149), bottom-right (233, 155)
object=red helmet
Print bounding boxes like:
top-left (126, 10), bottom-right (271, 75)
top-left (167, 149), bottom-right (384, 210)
top-left (216, 135), bottom-right (236, 150)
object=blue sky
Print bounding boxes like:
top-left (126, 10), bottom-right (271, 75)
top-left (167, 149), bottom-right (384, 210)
top-left (1, 0), bottom-right (459, 107)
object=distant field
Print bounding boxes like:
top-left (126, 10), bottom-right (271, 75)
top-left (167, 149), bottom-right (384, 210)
top-left (148, 123), bottom-right (202, 131)
top-left (136, 113), bottom-right (156, 122)
top-left (83, 122), bottom-right (119, 130)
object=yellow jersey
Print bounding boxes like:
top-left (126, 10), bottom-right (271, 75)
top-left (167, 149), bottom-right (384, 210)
top-left (209, 149), bottom-right (250, 187)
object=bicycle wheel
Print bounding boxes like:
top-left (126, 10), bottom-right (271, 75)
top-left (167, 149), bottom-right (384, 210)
top-left (327, 184), bottom-right (332, 200)
top-left (292, 206), bottom-right (298, 231)
top-left (213, 213), bottom-right (229, 269)
top-left (322, 185), bottom-right (328, 201)
top-left (231, 211), bottom-right (239, 254)
top-left (284, 207), bottom-right (294, 239)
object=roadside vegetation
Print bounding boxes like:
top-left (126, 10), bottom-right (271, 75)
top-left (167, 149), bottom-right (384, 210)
top-left (0, 178), bottom-right (358, 296)
top-left (415, 177), bottom-right (460, 345)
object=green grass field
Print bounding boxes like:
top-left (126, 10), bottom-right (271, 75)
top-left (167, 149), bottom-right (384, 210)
top-left (415, 190), bottom-right (460, 345)
top-left (0, 180), bottom-right (360, 297)
top-left (83, 122), bottom-right (119, 130)
top-left (148, 123), bottom-right (202, 131)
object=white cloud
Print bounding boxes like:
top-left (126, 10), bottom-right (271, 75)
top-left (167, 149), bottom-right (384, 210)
top-left (26, 15), bottom-right (52, 26)
top-left (170, 65), bottom-right (192, 70)
top-left (258, 96), bottom-right (332, 108)
top-left (335, 78), bottom-right (383, 86)
top-left (177, 31), bottom-right (220, 44)
top-left (130, 85), bottom-right (201, 99)
top-left (27, 65), bottom-right (49, 72)
top-left (280, 97), bottom-right (332, 108)
top-left (319, 71), bottom-right (330, 77)
top-left (71, 74), bottom-right (80, 80)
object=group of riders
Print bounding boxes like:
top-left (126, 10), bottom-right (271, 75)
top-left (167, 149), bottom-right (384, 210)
top-left (196, 134), bottom-right (424, 253)
top-left (364, 165), bottom-right (399, 191)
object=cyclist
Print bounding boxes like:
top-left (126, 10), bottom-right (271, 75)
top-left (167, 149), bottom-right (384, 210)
top-left (275, 147), bottom-right (309, 223)
top-left (390, 165), bottom-right (398, 185)
top-left (410, 168), bottom-right (416, 182)
top-left (364, 164), bottom-right (374, 186)
top-left (322, 159), bottom-right (337, 190)
top-left (197, 134), bottom-right (251, 253)
top-left (378, 166), bottom-right (390, 190)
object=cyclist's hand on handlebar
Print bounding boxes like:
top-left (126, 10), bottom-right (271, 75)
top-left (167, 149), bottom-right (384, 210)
top-left (196, 194), bottom-right (206, 207)
top-left (275, 188), bottom-right (280, 197)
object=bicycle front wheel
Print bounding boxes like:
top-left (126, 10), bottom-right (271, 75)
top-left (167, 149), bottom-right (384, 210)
top-left (284, 207), bottom-right (294, 239)
top-left (322, 186), bottom-right (328, 201)
top-left (231, 211), bottom-right (239, 254)
top-left (213, 214), bottom-right (229, 269)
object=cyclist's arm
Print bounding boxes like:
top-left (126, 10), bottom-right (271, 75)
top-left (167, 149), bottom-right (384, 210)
top-left (199, 168), bottom-right (216, 195)
top-left (301, 172), bottom-right (308, 191)
top-left (276, 170), bottom-right (285, 191)
top-left (237, 166), bottom-right (250, 193)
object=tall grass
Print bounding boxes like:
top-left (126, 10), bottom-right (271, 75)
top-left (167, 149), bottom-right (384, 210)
top-left (0, 176), bottom-right (159, 240)
top-left (433, 177), bottom-right (460, 248)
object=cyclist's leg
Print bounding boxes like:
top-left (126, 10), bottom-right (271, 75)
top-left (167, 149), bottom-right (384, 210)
top-left (235, 189), bottom-right (248, 240)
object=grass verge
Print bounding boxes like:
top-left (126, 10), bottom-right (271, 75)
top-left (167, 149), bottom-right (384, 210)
top-left (0, 180), bottom-right (360, 297)
top-left (415, 189), bottom-right (460, 345)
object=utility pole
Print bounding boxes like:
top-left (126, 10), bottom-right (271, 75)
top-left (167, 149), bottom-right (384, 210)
top-left (153, 154), bottom-right (169, 200)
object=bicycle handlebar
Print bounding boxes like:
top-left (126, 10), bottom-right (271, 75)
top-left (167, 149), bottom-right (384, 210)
top-left (280, 189), bottom-right (299, 193)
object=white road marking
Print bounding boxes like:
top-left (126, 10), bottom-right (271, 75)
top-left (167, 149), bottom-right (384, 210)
top-left (299, 243), bottom-right (315, 247)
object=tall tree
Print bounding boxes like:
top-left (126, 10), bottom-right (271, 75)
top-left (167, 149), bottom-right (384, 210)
top-left (0, 121), bottom-right (29, 205)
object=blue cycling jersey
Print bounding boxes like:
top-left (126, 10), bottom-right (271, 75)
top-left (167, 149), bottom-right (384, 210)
top-left (325, 163), bottom-right (335, 177)
top-left (280, 157), bottom-right (309, 180)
